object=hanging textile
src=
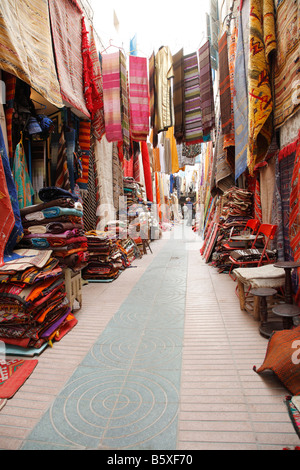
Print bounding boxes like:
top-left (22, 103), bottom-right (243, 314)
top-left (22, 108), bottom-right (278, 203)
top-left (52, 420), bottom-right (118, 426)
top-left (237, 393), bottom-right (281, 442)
top-left (55, 130), bottom-right (71, 191)
top-left (89, 28), bottom-right (105, 141)
top-left (224, 27), bottom-right (237, 171)
top-left (289, 134), bottom-right (300, 304)
top-left (0, 0), bottom-right (63, 109)
top-left (76, 121), bottom-right (91, 192)
top-left (155, 172), bottom-right (162, 222)
top-left (254, 179), bottom-right (262, 223)
top-left (3, 73), bottom-right (16, 163)
top-left (248, 0), bottom-right (276, 176)
top-left (0, 146), bottom-right (14, 267)
top-left (0, 128), bottom-right (23, 261)
top-left (102, 52), bottom-right (123, 143)
top-left (274, 0), bottom-right (300, 129)
top-left (141, 141), bottom-right (153, 202)
top-left (218, 32), bottom-right (232, 136)
top-left (165, 127), bottom-right (179, 174)
top-left (133, 142), bottom-right (141, 182)
top-left (149, 53), bottom-right (156, 130)
top-left (198, 41), bottom-right (215, 137)
top-left (119, 51), bottom-right (130, 160)
top-left (154, 46), bottom-right (174, 134)
top-left (81, 19), bottom-right (103, 120)
top-left (94, 135), bottom-right (115, 230)
top-left (48, 0), bottom-right (89, 117)
top-left (183, 52), bottom-right (203, 145)
top-left (82, 143), bottom-right (99, 232)
top-left (129, 56), bottom-right (150, 141)
top-left (112, 142), bottom-right (124, 211)
top-left (234, 6), bottom-right (249, 181)
top-left (12, 142), bottom-right (34, 210)
top-left (173, 49), bottom-right (185, 144)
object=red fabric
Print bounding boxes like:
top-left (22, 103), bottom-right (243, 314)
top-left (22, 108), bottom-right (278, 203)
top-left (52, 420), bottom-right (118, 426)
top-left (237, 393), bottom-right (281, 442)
top-left (0, 156), bottom-right (15, 267)
top-left (141, 141), bottom-right (153, 202)
top-left (0, 359), bottom-right (38, 399)
top-left (123, 155), bottom-right (134, 178)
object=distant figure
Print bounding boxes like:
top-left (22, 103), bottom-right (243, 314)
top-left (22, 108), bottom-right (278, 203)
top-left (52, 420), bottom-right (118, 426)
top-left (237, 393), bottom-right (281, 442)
top-left (185, 198), bottom-right (193, 226)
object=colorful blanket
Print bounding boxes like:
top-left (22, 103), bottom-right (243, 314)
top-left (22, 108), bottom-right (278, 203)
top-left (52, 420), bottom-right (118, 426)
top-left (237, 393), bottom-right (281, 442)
top-left (248, 0), bottom-right (276, 176)
top-left (198, 41), bottom-right (215, 137)
top-left (76, 121), bottom-right (91, 191)
top-left (274, 0), bottom-right (300, 128)
top-left (183, 52), bottom-right (203, 145)
top-left (173, 48), bottom-right (185, 144)
top-left (12, 143), bottom-right (34, 210)
top-left (0, 147), bottom-right (14, 267)
top-left (48, 0), bottom-right (90, 117)
top-left (289, 134), bottom-right (300, 304)
top-left (102, 52), bottom-right (123, 142)
top-left (234, 7), bottom-right (249, 181)
top-left (55, 130), bottom-right (71, 191)
top-left (129, 56), bottom-right (150, 141)
top-left (254, 326), bottom-right (300, 396)
top-left (218, 32), bottom-right (232, 136)
top-left (0, 0), bottom-right (63, 109)
top-left (89, 28), bottom-right (105, 142)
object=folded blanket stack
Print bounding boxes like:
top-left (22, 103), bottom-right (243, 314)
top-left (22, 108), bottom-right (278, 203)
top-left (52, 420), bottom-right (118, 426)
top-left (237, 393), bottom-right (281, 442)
top-left (0, 249), bottom-right (74, 350)
top-left (19, 187), bottom-right (89, 272)
top-left (82, 231), bottom-right (135, 282)
top-left (211, 187), bottom-right (254, 273)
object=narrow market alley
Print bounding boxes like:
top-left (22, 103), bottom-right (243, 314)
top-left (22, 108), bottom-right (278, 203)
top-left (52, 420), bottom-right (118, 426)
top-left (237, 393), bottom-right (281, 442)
top-left (0, 224), bottom-right (298, 451)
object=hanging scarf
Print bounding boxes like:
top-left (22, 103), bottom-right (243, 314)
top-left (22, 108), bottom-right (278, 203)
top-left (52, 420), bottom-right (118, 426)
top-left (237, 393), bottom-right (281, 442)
top-left (173, 48), bottom-right (185, 144)
top-left (12, 141), bottom-right (34, 209)
top-left (218, 32), bottom-right (232, 136)
top-left (183, 52), bottom-right (203, 145)
top-left (129, 56), bottom-right (150, 141)
top-left (89, 28), bottom-right (105, 141)
top-left (141, 141), bottom-right (153, 202)
top-left (102, 52), bottom-right (123, 142)
top-left (55, 130), bottom-right (71, 191)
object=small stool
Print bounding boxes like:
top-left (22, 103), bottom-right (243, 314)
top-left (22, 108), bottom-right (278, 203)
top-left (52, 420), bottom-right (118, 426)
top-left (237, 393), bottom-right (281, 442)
top-left (250, 287), bottom-right (281, 338)
top-left (272, 304), bottom-right (300, 330)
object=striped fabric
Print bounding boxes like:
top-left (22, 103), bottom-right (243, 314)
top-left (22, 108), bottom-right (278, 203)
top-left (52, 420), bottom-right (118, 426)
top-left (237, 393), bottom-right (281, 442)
top-left (0, 144), bottom-right (14, 267)
top-left (129, 56), bottom-right (150, 141)
top-left (55, 130), bottom-right (71, 191)
top-left (76, 121), bottom-right (91, 190)
top-left (223, 27), bottom-right (237, 158)
top-left (89, 29), bottom-right (105, 142)
top-left (0, 0), bottom-right (63, 109)
top-left (218, 33), bottom-right (232, 136)
top-left (48, 0), bottom-right (89, 117)
top-left (274, 0), bottom-right (300, 128)
top-left (254, 179), bottom-right (262, 223)
top-left (102, 52), bottom-right (123, 143)
top-left (289, 134), bottom-right (300, 304)
top-left (173, 49), bottom-right (185, 144)
top-left (198, 41), bottom-right (215, 137)
top-left (183, 53), bottom-right (203, 145)
top-left (149, 53), bottom-right (156, 130)
top-left (120, 51), bottom-right (130, 159)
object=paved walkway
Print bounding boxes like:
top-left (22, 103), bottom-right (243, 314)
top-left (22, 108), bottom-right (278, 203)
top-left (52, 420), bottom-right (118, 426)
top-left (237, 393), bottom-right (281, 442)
top-left (0, 224), bottom-right (299, 450)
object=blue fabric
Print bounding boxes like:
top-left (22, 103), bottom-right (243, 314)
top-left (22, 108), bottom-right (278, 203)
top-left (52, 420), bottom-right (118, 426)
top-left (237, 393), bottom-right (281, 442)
top-left (233, 10), bottom-right (249, 181)
top-left (0, 126), bottom-right (23, 261)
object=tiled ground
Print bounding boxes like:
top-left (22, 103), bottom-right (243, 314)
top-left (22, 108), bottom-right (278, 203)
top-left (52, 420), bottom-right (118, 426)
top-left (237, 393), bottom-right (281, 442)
top-left (0, 224), bottom-right (299, 450)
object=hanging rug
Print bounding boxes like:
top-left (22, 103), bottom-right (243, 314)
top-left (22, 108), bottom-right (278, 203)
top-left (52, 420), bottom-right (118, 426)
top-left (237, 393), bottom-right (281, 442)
top-left (0, 358), bottom-right (38, 399)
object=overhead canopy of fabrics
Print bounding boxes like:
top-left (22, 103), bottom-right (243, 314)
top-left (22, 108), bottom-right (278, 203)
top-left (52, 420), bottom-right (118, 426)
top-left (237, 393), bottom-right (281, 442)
top-left (0, 0), bottom-right (63, 109)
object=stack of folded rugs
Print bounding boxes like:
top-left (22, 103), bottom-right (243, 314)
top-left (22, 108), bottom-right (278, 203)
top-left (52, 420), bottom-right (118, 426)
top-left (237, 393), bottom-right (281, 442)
top-left (82, 231), bottom-right (139, 282)
top-left (0, 248), bottom-right (75, 352)
top-left (19, 187), bottom-right (89, 272)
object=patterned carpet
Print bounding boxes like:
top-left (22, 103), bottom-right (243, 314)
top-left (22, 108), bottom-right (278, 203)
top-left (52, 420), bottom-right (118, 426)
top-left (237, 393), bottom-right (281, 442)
top-left (21, 234), bottom-right (188, 450)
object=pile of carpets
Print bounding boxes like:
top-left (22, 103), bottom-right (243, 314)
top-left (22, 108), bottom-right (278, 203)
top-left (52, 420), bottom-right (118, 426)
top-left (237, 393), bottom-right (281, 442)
top-left (210, 187), bottom-right (254, 272)
top-left (82, 231), bottom-right (129, 282)
top-left (0, 249), bottom-right (74, 351)
top-left (19, 187), bottom-right (89, 272)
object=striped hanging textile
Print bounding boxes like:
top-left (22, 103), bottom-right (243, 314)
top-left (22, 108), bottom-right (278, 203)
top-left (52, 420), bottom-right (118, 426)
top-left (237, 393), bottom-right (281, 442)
top-left (89, 28), bottom-right (105, 141)
top-left (173, 48), bottom-right (185, 144)
top-left (12, 142), bottom-right (34, 209)
top-left (76, 121), bottom-right (91, 191)
top-left (198, 41), bottom-right (215, 137)
top-left (218, 32), bottom-right (232, 136)
top-left (224, 27), bottom-right (237, 171)
top-left (183, 52), bottom-right (203, 145)
top-left (0, 140), bottom-right (15, 267)
top-left (102, 52), bottom-right (123, 142)
top-left (289, 133), bottom-right (300, 304)
top-left (129, 56), bottom-right (150, 141)
top-left (120, 51), bottom-right (130, 160)
top-left (254, 179), bottom-right (262, 223)
top-left (55, 130), bottom-right (71, 191)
